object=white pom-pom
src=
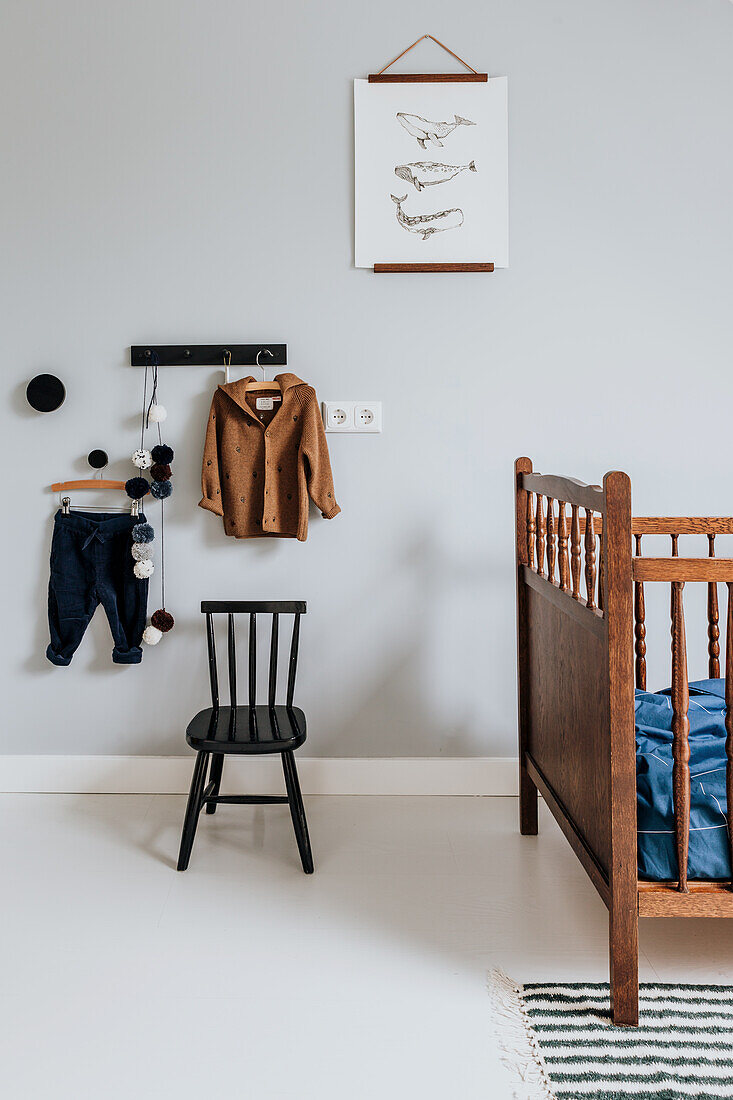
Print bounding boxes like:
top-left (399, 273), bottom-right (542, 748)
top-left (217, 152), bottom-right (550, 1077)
top-left (134, 559), bottom-right (154, 579)
top-left (142, 624), bottom-right (162, 646)
top-left (131, 542), bottom-right (153, 561)
top-left (132, 449), bottom-right (152, 469)
top-left (148, 404), bottom-right (167, 423)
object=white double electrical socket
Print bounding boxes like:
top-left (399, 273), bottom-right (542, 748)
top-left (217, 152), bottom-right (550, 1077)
top-left (322, 401), bottom-right (382, 433)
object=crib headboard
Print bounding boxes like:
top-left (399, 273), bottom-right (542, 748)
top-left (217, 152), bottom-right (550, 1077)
top-left (514, 458), bottom-right (636, 911)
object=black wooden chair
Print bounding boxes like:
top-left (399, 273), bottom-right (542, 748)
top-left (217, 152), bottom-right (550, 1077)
top-left (177, 601), bottom-right (313, 874)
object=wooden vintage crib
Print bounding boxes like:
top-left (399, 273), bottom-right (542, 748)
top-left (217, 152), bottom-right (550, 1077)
top-left (514, 457), bottom-right (733, 1026)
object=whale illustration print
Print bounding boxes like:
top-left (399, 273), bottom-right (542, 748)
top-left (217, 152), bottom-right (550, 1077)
top-left (390, 194), bottom-right (464, 241)
top-left (396, 112), bottom-right (475, 149)
top-left (394, 160), bottom-right (477, 191)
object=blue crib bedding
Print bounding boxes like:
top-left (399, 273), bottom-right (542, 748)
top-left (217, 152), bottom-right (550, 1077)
top-left (637, 678), bottom-right (731, 880)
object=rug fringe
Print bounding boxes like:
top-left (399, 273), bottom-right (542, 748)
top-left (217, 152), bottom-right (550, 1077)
top-left (488, 969), bottom-right (556, 1100)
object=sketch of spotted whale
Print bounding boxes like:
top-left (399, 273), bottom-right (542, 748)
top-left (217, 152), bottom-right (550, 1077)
top-left (396, 112), bottom-right (475, 149)
top-left (394, 160), bottom-right (477, 191)
top-left (391, 194), bottom-right (464, 241)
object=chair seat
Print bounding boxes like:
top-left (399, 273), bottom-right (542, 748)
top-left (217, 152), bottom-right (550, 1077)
top-left (185, 705), bottom-right (307, 754)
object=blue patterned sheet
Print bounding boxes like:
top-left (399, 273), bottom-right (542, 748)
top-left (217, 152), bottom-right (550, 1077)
top-left (637, 678), bottom-right (731, 880)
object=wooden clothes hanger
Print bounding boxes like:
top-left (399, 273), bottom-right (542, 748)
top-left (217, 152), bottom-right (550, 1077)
top-left (50, 475), bottom-right (144, 516)
top-left (244, 349), bottom-right (281, 393)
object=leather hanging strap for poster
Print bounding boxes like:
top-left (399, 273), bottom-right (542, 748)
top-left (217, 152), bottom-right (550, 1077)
top-left (368, 34), bottom-right (488, 83)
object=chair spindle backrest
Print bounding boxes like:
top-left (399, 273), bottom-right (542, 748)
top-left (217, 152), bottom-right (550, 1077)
top-left (201, 602), bottom-right (306, 712)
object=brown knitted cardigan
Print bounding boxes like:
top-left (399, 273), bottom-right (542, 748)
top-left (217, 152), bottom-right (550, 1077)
top-left (199, 373), bottom-right (340, 540)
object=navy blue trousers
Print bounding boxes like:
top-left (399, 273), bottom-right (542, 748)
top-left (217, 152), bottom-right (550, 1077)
top-left (47, 510), bottom-right (149, 666)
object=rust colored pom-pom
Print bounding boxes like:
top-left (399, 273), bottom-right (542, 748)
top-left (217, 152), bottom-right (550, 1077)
top-left (150, 462), bottom-right (172, 482)
top-left (151, 609), bottom-right (175, 633)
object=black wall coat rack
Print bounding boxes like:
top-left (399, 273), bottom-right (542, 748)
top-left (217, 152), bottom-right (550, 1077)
top-left (130, 345), bottom-right (287, 368)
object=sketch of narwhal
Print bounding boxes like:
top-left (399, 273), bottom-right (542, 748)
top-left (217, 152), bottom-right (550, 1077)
top-left (391, 194), bottom-right (464, 241)
top-left (396, 112), bottom-right (475, 149)
top-left (394, 160), bottom-right (477, 191)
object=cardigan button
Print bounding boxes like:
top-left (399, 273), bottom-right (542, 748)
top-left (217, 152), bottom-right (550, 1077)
top-left (240, 496), bottom-right (245, 503)
top-left (287, 493), bottom-right (292, 500)
top-left (236, 446), bottom-right (241, 453)
top-left (207, 460), bottom-right (211, 466)
top-left (253, 471), bottom-right (257, 478)
top-left (293, 415), bottom-right (298, 421)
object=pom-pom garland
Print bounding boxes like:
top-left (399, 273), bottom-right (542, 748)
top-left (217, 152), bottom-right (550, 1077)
top-left (131, 449), bottom-right (152, 469)
top-left (134, 370), bottom-right (174, 643)
top-left (151, 444), bottom-right (174, 464)
top-left (150, 479), bottom-right (172, 500)
top-left (131, 542), bottom-right (153, 561)
top-left (125, 477), bottom-right (149, 500)
top-left (151, 609), bottom-right (174, 632)
top-left (132, 522), bottom-right (154, 543)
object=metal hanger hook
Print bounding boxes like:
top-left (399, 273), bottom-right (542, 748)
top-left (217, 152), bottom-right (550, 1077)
top-left (256, 348), bottom-right (273, 382)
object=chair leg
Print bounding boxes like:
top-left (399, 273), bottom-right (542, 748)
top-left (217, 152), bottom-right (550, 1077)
top-left (177, 751), bottom-right (210, 871)
top-left (205, 754), bottom-right (225, 814)
top-left (281, 751), bottom-right (314, 874)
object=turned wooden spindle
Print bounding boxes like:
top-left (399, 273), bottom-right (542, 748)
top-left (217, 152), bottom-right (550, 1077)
top-left (597, 537), bottom-right (605, 613)
top-left (536, 495), bottom-right (545, 577)
top-left (721, 585), bottom-right (726, 884)
top-left (721, 580), bottom-right (726, 888)
top-left (557, 502), bottom-right (570, 592)
top-left (670, 580), bottom-right (691, 893)
top-left (708, 534), bottom-right (720, 678)
top-left (546, 499), bottom-right (555, 583)
top-left (570, 505), bottom-right (581, 600)
top-left (526, 492), bottom-right (535, 570)
top-left (584, 511), bottom-right (597, 611)
top-left (671, 533), bottom-right (679, 557)
top-left (634, 533), bottom-right (647, 690)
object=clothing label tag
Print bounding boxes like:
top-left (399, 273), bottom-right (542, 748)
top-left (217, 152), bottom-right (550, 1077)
top-left (256, 397), bottom-right (274, 410)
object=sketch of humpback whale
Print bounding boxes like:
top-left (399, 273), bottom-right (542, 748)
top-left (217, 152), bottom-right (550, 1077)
top-left (396, 112), bottom-right (475, 149)
top-left (390, 194), bottom-right (464, 241)
top-left (394, 160), bottom-right (477, 191)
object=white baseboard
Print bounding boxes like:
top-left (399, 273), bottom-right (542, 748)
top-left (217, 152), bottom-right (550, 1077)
top-left (0, 756), bottom-right (519, 796)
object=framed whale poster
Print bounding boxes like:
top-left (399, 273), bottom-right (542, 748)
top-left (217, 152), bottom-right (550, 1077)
top-left (354, 77), bottom-right (508, 271)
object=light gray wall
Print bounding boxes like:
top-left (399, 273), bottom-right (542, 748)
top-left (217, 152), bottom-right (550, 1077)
top-left (2, 0), bottom-right (731, 757)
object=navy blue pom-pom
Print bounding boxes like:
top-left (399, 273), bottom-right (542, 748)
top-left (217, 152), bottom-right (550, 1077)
top-left (150, 479), bottom-right (172, 500)
top-left (151, 444), bottom-right (174, 464)
top-left (132, 522), bottom-right (154, 543)
top-left (125, 477), bottom-right (149, 500)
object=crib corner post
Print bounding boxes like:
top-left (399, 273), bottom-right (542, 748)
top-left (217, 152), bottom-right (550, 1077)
top-left (609, 905), bottom-right (639, 1027)
top-left (603, 471), bottom-right (638, 1026)
top-left (515, 457), bottom-right (538, 836)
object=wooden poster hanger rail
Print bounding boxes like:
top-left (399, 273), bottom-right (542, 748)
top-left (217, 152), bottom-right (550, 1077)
top-left (368, 34), bottom-right (488, 83)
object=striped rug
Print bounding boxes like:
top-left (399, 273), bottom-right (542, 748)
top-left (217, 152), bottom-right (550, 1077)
top-left (489, 970), bottom-right (733, 1100)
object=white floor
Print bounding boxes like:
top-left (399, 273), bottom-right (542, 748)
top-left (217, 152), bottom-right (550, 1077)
top-left (3, 795), bottom-right (733, 1100)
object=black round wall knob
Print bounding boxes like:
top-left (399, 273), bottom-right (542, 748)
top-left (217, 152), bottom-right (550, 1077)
top-left (87, 449), bottom-right (108, 469)
top-left (26, 374), bottom-right (66, 412)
